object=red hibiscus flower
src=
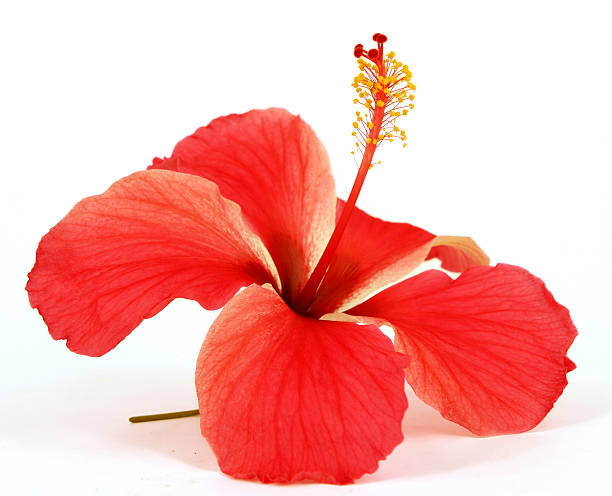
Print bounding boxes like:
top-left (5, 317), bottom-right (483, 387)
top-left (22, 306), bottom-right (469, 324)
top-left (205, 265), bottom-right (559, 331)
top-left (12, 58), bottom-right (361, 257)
top-left (26, 34), bottom-right (576, 484)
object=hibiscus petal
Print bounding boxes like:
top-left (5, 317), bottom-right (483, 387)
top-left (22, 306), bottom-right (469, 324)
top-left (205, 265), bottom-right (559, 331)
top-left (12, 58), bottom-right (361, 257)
top-left (196, 284), bottom-right (409, 484)
top-left (27, 170), bottom-right (279, 357)
top-left (307, 199), bottom-right (435, 316)
top-left (149, 108), bottom-right (336, 302)
top-left (425, 235), bottom-right (490, 272)
top-left (347, 264), bottom-right (577, 436)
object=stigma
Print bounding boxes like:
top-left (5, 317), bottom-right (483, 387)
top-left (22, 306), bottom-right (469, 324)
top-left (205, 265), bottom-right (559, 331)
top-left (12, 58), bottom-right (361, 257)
top-left (351, 33), bottom-right (415, 162)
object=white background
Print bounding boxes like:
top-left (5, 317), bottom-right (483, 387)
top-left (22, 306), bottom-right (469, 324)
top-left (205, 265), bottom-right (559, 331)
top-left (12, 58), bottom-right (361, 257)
top-left (1, 0), bottom-right (611, 494)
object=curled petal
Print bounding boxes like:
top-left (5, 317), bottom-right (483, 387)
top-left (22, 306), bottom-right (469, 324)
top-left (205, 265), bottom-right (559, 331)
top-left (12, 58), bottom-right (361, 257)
top-left (150, 108), bottom-right (336, 302)
top-left (308, 200), bottom-right (435, 316)
top-left (196, 285), bottom-right (408, 484)
top-left (27, 170), bottom-right (279, 356)
top-left (426, 235), bottom-right (490, 272)
top-left (348, 264), bottom-right (577, 436)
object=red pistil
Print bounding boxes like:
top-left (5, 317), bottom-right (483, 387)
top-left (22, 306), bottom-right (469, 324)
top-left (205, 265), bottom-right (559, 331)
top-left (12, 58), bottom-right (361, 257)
top-left (373, 33), bottom-right (387, 43)
top-left (294, 34), bottom-right (390, 314)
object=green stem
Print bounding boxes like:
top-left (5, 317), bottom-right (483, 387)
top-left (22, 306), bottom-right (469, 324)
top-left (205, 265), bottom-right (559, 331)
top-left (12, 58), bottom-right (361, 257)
top-left (129, 409), bottom-right (200, 423)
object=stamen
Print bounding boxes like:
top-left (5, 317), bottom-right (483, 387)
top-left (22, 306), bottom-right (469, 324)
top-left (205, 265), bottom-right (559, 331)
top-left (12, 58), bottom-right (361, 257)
top-left (294, 33), bottom-right (414, 315)
top-left (349, 35), bottom-right (416, 163)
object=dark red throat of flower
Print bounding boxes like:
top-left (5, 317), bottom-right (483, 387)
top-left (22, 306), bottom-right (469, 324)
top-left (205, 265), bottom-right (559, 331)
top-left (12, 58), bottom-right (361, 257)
top-left (293, 33), bottom-right (394, 315)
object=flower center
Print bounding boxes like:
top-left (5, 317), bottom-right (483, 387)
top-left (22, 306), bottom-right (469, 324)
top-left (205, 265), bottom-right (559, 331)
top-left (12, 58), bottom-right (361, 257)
top-left (293, 33), bottom-right (415, 315)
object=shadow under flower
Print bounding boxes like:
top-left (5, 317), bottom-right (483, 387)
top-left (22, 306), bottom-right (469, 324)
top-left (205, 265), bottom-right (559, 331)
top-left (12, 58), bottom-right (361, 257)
top-left (363, 374), bottom-right (612, 482)
top-left (533, 377), bottom-right (612, 431)
top-left (2, 365), bottom-right (218, 474)
top-left (5, 361), bottom-right (610, 485)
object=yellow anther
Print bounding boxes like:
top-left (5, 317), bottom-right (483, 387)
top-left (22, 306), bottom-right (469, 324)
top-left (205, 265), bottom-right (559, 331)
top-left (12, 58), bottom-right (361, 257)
top-left (351, 47), bottom-right (414, 157)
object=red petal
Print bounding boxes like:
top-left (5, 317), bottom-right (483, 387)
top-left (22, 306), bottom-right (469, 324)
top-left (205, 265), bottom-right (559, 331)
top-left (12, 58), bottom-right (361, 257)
top-left (308, 199), bottom-right (435, 316)
top-left (150, 108), bottom-right (336, 302)
top-left (27, 170), bottom-right (278, 356)
top-left (196, 285), bottom-right (408, 484)
top-left (348, 264), bottom-right (577, 436)
top-left (425, 235), bottom-right (490, 272)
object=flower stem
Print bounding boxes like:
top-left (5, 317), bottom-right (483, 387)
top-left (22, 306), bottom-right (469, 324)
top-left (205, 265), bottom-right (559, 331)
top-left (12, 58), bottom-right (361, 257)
top-left (129, 409), bottom-right (199, 423)
top-left (294, 105), bottom-right (385, 314)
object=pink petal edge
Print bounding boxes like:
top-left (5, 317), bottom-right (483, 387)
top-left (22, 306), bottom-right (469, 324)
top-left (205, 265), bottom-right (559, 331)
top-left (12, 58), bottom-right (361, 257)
top-left (27, 170), bottom-right (278, 356)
